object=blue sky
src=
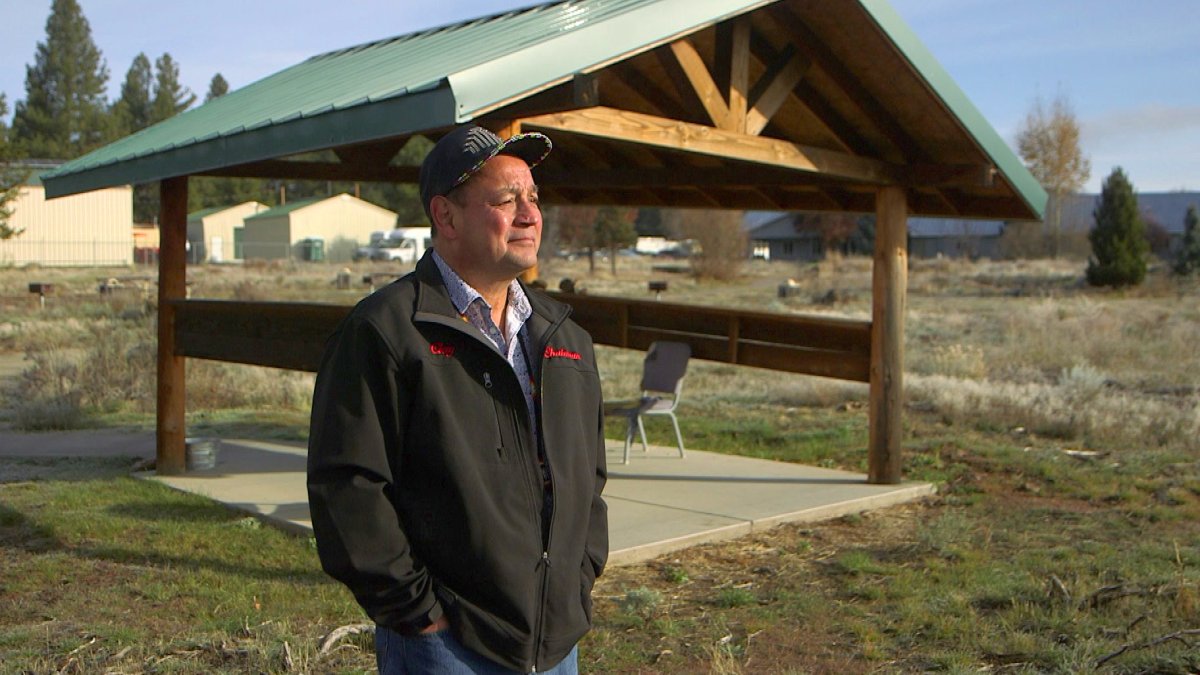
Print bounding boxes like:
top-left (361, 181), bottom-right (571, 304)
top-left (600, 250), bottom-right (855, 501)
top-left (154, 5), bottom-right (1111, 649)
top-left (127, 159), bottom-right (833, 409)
top-left (3, 0), bottom-right (1198, 193)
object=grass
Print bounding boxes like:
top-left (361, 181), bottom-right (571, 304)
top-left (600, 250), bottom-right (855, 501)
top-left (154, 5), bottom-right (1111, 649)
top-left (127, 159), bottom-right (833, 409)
top-left (1, 256), bottom-right (1199, 672)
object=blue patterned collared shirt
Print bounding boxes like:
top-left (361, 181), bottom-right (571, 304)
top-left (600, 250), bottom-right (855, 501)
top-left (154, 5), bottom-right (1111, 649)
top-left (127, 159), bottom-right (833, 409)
top-left (431, 250), bottom-right (538, 441)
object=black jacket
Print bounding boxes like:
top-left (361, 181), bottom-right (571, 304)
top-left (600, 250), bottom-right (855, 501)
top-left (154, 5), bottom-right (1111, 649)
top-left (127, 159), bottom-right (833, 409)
top-left (307, 253), bottom-right (608, 672)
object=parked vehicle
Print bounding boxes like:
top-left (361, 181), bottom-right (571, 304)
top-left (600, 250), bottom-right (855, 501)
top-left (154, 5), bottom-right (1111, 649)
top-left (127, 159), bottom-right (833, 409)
top-left (353, 226), bottom-right (432, 263)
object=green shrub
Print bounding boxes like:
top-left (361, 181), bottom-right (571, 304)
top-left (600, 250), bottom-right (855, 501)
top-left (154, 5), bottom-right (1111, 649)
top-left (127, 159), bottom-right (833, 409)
top-left (1086, 167), bottom-right (1148, 287)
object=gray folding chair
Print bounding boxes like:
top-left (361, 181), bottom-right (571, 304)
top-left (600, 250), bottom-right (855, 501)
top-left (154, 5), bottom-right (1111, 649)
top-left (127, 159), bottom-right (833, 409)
top-left (603, 341), bottom-right (690, 464)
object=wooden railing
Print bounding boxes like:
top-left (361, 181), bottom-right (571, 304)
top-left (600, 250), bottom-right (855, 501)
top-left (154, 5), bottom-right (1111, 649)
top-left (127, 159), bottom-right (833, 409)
top-left (171, 294), bottom-right (870, 382)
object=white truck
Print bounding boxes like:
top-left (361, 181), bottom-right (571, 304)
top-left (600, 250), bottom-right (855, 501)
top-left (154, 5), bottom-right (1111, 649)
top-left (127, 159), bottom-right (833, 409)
top-left (355, 226), bottom-right (432, 263)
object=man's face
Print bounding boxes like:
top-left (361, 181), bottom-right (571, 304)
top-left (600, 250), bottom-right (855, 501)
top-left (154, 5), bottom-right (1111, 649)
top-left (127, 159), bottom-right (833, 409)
top-left (443, 154), bottom-right (542, 283)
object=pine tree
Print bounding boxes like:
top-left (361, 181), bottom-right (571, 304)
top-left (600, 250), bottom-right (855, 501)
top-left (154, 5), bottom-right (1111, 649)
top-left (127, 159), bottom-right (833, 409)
top-left (1174, 205), bottom-right (1200, 276)
top-left (111, 53), bottom-right (154, 136)
top-left (11, 0), bottom-right (110, 159)
top-left (1, 94), bottom-right (32, 240)
top-left (1086, 167), bottom-right (1148, 287)
top-left (150, 53), bottom-right (196, 124)
top-left (205, 74), bottom-right (229, 103)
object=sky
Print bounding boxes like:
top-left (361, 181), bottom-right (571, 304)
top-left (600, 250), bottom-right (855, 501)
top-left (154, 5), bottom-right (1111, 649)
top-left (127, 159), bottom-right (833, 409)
top-left (2, 0), bottom-right (1198, 194)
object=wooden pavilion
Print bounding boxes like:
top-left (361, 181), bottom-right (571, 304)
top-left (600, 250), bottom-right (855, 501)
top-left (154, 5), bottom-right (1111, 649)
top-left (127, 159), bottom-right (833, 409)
top-left (41, 0), bottom-right (1045, 483)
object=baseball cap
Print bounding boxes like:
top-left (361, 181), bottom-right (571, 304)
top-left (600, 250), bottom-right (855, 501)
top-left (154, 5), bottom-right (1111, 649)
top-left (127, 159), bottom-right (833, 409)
top-left (419, 125), bottom-right (553, 221)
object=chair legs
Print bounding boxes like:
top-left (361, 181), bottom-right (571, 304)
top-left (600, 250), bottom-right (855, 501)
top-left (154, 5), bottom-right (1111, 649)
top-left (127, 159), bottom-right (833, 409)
top-left (622, 414), bottom-right (637, 465)
top-left (667, 412), bottom-right (685, 458)
top-left (634, 413), bottom-right (686, 458)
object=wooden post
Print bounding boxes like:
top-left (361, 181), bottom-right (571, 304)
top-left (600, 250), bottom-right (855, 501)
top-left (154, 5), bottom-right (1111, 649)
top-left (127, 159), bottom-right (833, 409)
top-left (156, 177), bottom-right (188, 474)
top-left (868, 186), bottom-right (907, 484)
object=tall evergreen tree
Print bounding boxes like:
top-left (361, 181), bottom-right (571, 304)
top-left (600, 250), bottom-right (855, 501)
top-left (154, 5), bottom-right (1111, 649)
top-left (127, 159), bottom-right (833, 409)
top-left (1086, 167), bottom-right (1148, 287)
top-left (150, 53), bottom-right (196, 124)
top-left (205, 74), bottom-right (229, 102)
top-left (1, 94), bottom-right (32, 240)
top-left (11, 0), bottom-right (110, 159)
top-left (1174, 205), bottom-right (1200, 276)
top-left (111, 53), bottom-right (153, 136)
top-left (127, 53), bottom-right (197, 223)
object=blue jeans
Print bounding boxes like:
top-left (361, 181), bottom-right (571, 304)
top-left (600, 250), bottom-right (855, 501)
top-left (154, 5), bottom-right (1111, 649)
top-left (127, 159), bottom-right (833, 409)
top-left (376, 624), bottom-right (579, 675)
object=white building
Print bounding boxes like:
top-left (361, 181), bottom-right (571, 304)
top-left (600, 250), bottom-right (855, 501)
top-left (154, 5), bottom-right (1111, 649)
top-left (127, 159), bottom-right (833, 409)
top-left (0, 171), bottom-right (133, 267)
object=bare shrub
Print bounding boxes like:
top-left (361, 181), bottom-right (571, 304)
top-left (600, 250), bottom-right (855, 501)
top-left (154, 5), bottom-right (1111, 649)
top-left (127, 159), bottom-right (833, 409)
top-left (75, 319), bottom-right (156, 412)
top-left (232, 280), bottom-right (269, 301)
top-left (928, 344), bottom-right (988, 380)
top-left (5, 312), bottom-right (312, 429)
top-left (999, 297), bottom-right (1200, 389)
top-left (908, 373), bottom-right (1200, 449)
top-left (186, 361), bottom-right (313, 411)
top-left (667, 209), bottom-right (746, 281)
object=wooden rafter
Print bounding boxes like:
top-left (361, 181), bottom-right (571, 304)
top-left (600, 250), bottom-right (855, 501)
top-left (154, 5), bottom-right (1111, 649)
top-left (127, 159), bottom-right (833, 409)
top-left (769, 4), bottom-right (928, 163)
top-left (332, 139), bottom-right (406, 168)
top-left (728, 18), bottom-right (750, 133)
top-left (668, 38), bottom-right (732, 130)
top-left (746, 46), bottom-right (810, 136)
top-left (202, 159), bottom-right (418, 183)
top-left (519, 107), bottom-right (900, 185)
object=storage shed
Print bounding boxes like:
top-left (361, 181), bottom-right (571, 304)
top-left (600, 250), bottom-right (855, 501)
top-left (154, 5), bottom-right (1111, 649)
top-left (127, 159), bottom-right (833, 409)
top-left (186, 201), bottom-right (268, 263)
top-left (239, 193), bottom-right (397, 262)
top-left (0, 173), bottom-right (132, 267)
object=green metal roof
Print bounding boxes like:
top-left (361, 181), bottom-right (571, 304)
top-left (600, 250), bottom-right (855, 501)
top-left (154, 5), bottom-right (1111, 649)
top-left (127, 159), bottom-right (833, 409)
top-left (43, 0), bottom-right (769, 198)
top-left (186, 205), bottom-right (228, 220)
top-left (39, 0), bottom-right (1044, 220)
top-left (243, 197), bottom-right (325, 221)
top-left (859, 0), bottom-right (1045, 218)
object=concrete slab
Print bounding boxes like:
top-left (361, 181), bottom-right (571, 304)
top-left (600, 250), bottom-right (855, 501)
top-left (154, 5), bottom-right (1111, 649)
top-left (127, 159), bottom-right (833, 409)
top-left (143, 437), bottom-right (934, 565)
top-left (0, 430), bottom-right (935, 566)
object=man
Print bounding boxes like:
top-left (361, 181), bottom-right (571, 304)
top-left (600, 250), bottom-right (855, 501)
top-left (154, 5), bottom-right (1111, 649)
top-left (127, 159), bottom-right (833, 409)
top-left (307, 124), bottom-right (608, 674)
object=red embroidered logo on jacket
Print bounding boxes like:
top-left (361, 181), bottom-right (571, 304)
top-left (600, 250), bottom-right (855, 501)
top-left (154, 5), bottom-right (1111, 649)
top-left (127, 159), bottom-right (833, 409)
top-left (429, 342), bottom-right (456, 357)
top-left (544, 346), bottom-right (581, 360)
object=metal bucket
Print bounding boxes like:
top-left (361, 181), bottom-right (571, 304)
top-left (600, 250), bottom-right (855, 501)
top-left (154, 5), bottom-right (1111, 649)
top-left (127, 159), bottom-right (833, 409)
top-left (185, 437), bottom-right (220, 471)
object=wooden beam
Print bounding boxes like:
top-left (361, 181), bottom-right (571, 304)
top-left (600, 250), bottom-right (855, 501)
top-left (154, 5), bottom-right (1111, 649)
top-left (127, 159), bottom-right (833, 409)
top-left (479, 74), bottom-right (600, 120)
top-left (747, 48), bottom-right (811, 136)
top-left (868, 186), bottom-right (907, 485)
top-left (905, 163), bottom-right (998, 189)
top-left (536, 163), bottom-right (849, 189)
top-left (770, 4), bottom-right (928, 163)
top-left (668, 39), bottom-right (731, 130)
top-left (603, 61), bottom-right (692, 120)
top-left (156, 177), bottom-right (188, 475)
top-left (728, 17), bottom-right (751, 134)
top-left (202, 160), bottom-right (419, 183)
top-left (519, 107), bottom-right (899, 185)
top-left (332, 139), bottom-right (406, 168)
top-left (169, 296), bottom-right (871, 382)
top-left (175, 300), bottom-right (349, 372)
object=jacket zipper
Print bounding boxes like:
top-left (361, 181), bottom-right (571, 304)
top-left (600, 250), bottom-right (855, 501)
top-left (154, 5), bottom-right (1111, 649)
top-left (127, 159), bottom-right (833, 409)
top-left (529, 317), bottom-right (567, 673)
top-left (531, 549), bottom-right (552, 672)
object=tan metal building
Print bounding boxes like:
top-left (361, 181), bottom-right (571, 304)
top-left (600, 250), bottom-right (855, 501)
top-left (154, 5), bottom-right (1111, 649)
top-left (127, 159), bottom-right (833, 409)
top-left (186, 201), bottom-right (268, 263)
top-left (0, 180), bottom-right (133, 267)
top-left (240, 193), bottom-right (397, 262)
